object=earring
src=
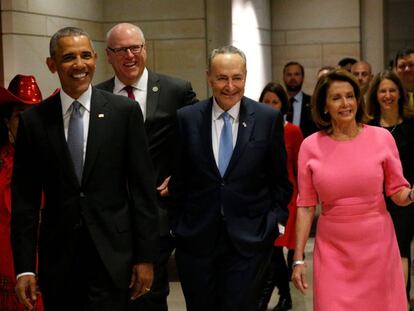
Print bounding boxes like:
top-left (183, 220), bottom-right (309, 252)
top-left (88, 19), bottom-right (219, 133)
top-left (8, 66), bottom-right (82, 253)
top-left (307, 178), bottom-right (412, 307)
top-left (324, 110), bottom-right (328, 114)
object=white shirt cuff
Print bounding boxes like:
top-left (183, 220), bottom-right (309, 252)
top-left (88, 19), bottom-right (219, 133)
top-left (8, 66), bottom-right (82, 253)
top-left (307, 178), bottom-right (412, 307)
top-left (16, 272), bottom-right (36, 280)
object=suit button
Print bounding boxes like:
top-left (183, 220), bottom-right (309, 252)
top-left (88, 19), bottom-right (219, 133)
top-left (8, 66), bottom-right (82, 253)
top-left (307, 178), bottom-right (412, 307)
top-left (80, 192), bottom-right (86, 198)
top-left (221, 182), bottom-right (225, 186)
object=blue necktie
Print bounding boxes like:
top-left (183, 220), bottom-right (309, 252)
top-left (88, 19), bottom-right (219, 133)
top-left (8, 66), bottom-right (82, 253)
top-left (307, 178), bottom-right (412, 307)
top-left (67, 101), bottom-right (84, 183)
top-left (218, 112), bottom-right (233, 176)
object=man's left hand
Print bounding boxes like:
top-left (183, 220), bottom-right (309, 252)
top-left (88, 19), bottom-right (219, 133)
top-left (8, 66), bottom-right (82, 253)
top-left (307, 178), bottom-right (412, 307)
top-left (129, 263), bottom-right (154, 300)
top-left (156, 176), bottom-right (170, 197)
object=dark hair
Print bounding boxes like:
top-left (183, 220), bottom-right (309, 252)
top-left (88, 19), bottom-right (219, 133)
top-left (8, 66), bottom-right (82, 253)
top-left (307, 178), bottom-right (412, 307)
top-left (49, 27), bottom-right (93, 57)
top-left (283, 61), bottom-right (304, 77)
top-left (259, 82), bottom-right (289, 115)
top-left (366, 70), bottom-right (412, 121)
top-left (338, 57), bottom-right (357, 67)
top-left (208, 45), bottom-right (246, 72)
top-left (394, 48), bottom-right (414, 68)
top-left (0, 104), bottom-right (13, 147)
top-left (312, 69), bottom-right (370, 130)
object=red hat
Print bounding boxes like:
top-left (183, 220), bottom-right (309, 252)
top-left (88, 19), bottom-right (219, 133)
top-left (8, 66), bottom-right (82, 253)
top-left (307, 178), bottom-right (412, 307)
top-left (0, 74), bottom-right (43, 106)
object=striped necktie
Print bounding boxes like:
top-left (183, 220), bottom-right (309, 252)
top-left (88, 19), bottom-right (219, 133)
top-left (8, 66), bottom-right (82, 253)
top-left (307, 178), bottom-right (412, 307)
top-left (123, 85), bottom-right (135, 100)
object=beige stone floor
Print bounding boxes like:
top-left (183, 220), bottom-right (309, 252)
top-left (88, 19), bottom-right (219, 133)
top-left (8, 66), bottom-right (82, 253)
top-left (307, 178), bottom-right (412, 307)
top-left (167, 238), bottom-right (414, 310)
top-left (167, 239), bottom-right (315, 311)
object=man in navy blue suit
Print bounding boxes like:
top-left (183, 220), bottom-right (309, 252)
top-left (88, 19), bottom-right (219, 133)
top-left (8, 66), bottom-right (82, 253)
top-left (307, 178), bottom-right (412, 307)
top-left (169, 46), bottom-right (292, 311)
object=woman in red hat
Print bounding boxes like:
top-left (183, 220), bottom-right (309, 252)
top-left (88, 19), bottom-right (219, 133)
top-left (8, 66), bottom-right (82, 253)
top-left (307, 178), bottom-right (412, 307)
top-left (0, 75), bottom-right (45, 311)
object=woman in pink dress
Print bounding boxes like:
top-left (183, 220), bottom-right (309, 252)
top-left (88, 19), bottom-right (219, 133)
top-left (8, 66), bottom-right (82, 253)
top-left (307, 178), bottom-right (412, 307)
top-left (0, 75), bottom-right (45, 311)
top-left (292, 69), bottom-right (412, 311)
top-left (258, 82), bottom-right (303, 311)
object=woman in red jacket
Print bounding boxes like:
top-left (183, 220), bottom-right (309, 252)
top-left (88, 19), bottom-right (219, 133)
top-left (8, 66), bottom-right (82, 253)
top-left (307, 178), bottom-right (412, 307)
top-left (0, 75), bottom-right (45, 311)
top-left (258, 82), bottom-right (304, 311)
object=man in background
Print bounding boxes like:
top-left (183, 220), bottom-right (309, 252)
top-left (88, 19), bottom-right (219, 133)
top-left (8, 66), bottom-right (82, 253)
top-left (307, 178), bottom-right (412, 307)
top-left (395, 48), bottom-right (414, 109)
top-left (96, 22), bottom-right (197, 311)
top-left (283, 61), bottom-right (317, 137)
top-left (351, 60), bottom-right (373, 100)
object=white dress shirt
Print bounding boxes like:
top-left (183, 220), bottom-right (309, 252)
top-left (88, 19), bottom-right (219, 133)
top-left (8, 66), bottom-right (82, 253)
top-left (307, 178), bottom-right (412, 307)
top-left (211, 99), bottom-right (240, 167)
top-left (113, 68), bottom-right (148, 120)
top-left (292, 91), bottom-right (304, 126)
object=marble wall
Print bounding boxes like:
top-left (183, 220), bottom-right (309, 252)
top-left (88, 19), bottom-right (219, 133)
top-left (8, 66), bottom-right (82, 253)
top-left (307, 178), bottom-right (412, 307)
top-left (1, 0), bottom-right (105, 95)
top-left (271, 0), bottom-right (361, 94)
top-left (0, 0), bottom-right (386, 99)
top-left (0, 0), bottom-right (208, 98)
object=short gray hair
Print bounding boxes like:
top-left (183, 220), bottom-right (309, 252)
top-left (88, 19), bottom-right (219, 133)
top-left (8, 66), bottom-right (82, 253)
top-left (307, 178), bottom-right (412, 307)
top-left (49, 27), bottom-right (93, 57)
top-left (208, 45), bottom-right (246, 72)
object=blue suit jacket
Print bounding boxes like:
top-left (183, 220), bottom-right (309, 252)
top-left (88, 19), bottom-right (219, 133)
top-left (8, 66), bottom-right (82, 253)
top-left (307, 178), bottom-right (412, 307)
top-left (169, 96), bottom-right (292, 257)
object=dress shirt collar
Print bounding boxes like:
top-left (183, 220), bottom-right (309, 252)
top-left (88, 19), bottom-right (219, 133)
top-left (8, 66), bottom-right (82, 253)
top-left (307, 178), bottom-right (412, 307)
top-left (61, 85), bottom-right (92, 116)
top-left (113, 68), bottom-right (148, 94)
top-left (293, 91), bottom-right (304, 104)
top-left (212, 97), bottom-right (241, 121)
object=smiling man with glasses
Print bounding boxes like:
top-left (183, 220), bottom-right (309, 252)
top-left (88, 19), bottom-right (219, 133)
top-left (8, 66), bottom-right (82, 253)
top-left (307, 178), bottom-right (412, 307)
top-left (96, 22), bottom-right (197, 311)
top-left (394, 48), bottom-right (414, 108)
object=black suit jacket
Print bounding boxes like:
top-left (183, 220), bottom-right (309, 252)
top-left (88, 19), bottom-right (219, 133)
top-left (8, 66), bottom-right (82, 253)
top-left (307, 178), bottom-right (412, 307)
top-left (169, 97), bottom-right (292, 257)
top-left (299, 93), bottom-right (318, 138)
top-left (11, 88), bottom-right (159, 290)
top-left (96, 71), bottom-right (197, 235)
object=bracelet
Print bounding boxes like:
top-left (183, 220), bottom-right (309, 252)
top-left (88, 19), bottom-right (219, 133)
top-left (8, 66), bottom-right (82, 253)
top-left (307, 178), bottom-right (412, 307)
top-left (292, 260), bottom-right (305, 267)
top-left (409, 191), bottom-right (413, 202)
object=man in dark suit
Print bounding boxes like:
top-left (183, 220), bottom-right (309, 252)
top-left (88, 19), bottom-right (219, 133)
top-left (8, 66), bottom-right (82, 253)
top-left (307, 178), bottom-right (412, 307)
top-left (11, 27), bottom-right (159, 311)
top-left (283, 61), bottom-right (318, 137)
top-left (95, 23), bottom-right (197, 311)
top-left (169, 46), bottom-right (292, 311)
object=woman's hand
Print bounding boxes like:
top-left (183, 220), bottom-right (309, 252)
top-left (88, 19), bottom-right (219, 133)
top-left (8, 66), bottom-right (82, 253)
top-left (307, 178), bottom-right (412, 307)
top-left (292, 263), bottom-right (308, 295)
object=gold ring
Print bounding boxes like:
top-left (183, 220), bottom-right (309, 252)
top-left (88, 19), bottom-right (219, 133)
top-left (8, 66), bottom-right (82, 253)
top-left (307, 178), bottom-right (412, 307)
top-left (145, 287), bottom-right (151, 291)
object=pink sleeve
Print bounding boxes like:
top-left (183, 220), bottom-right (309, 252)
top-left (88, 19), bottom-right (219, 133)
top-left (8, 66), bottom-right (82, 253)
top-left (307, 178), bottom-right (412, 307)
top-left (296, 138), bottom-right (318, 207)
top-left (383, 130), bottom-right (410, 196)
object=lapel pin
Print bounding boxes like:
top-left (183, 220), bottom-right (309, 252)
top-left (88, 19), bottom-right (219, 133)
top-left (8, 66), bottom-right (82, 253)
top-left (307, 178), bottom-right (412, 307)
top-left (98, 114), bottom-right (104, 118)
top-left (152, 86), bottom-right (159, 92)
top-left (242, 122), bottom-right (247, 128)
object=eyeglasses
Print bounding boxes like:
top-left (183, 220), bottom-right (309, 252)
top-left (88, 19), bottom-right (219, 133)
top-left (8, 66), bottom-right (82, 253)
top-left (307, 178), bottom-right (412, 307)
top-left (397, 63), bottom-right (414, 70)
top-left (107, 44), bottom-right (145, 56)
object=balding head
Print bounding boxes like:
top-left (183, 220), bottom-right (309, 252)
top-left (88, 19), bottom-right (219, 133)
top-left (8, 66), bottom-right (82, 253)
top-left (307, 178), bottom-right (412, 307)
top-left (105, 23), bottom-right (147, 85)
top-left (351, 61), bottom-right (373, 95)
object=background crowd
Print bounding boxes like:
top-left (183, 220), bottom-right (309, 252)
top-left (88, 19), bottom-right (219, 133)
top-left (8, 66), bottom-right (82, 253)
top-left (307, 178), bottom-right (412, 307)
top-left (0, 22), bottom-right (414, 311)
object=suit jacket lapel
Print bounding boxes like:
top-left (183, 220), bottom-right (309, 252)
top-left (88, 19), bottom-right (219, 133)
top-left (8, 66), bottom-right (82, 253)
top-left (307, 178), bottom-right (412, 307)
top-left (145, 70), bottom-right (161, 127)
top-left (300, 94), bottom-right (310, 126)
top-left (82, 88), bottom-right (110, 185)
top-left (224, 97), bottom-right (255, 177)
top-left (43, 93), bottom-right (79, 186)
top-left (199, 99), bottom-right (219, 176)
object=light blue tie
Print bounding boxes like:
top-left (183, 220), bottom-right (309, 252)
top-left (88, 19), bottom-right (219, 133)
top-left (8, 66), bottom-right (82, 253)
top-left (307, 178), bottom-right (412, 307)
top-left (67, 101), bottom-right (84, 183)
top-left (218, 112), bottom-right (233, 176)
